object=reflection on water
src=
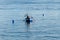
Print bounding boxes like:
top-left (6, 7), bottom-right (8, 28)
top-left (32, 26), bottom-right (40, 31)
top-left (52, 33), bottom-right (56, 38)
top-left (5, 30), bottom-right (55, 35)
top-left (25, 21), bottom-right (31, 32)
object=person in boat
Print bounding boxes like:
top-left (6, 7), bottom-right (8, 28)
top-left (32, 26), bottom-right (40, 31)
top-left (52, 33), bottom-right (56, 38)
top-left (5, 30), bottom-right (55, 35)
top-left (25, 15), bottom-right (30, 23)
top-left (25, 14), bottom-right (33, 23)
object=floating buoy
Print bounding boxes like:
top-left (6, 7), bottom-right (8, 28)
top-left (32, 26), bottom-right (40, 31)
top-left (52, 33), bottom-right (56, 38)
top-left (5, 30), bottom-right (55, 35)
top-left (12, 20), bottom-right (14, 24)
top-left (42, 14), bottom-right (44, 16)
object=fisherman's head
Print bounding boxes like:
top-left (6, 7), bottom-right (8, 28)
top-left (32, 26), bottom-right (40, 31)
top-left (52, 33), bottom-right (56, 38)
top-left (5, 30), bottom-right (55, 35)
top-left (27, 16), bottom-right (30, 18)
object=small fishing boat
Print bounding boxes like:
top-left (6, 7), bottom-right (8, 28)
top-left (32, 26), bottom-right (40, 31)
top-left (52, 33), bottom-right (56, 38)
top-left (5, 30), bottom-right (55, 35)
top-left (25, 18), bottom-right (33, 22)
top-left (25, 15), bottom-right (33, 23)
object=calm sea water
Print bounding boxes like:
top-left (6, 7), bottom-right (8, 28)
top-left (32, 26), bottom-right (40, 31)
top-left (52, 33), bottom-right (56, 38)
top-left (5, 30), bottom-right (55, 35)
top-left (0, 0), bottom-right (60, 40)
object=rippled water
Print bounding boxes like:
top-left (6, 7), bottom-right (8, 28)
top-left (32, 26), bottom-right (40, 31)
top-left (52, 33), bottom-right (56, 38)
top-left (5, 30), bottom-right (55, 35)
top-left (0, 0), bottom-right (60, 40)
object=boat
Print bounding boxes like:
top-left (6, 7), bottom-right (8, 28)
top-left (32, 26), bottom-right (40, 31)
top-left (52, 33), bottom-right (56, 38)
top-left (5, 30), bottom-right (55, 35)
top-left (26, 18), bottom-right (33, 22)
top-left (25, 15), bottom-right (33, 23)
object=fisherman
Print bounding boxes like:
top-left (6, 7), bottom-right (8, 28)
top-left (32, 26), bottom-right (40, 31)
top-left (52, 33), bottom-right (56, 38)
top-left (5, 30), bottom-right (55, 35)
top-left (25, 13), bottom-right (33, 24)
top-left (26, 15), bottom-right (30, 23)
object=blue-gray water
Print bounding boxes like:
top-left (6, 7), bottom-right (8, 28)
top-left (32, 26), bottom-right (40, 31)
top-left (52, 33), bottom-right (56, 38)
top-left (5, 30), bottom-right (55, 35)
top-left (0, 0), bottom-right (60, 40)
